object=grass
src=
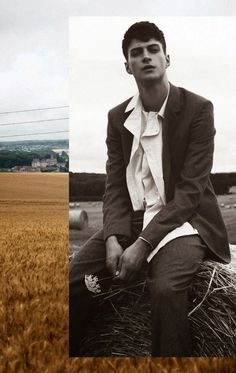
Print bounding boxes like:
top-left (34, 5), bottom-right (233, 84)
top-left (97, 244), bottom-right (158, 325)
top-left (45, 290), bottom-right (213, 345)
top-left (218, 194), bottom-right (236, 245)
top-left (71, 196), bottom-right (236, 248)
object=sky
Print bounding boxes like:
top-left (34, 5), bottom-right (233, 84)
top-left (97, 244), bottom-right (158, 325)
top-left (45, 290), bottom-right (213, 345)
top-left (70, 16), bottom-right (236, 173)
top-left (0, 1), bottom-right (236, 172)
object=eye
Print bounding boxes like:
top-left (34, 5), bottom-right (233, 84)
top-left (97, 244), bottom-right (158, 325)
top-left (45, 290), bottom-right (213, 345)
top-left (130, 48), bottom-right (142, 57)
top-left (148, 45), bottom-right (160, 53)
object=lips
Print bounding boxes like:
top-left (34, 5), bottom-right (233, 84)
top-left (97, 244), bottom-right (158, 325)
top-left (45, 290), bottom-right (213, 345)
top-left (142, 65), bottom-right (155, 71)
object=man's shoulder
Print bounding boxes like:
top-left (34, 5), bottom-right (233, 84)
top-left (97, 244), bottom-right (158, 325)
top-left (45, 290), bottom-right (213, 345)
top-left (181, 86), bottom-right (210, 102)
top-left (173, 84), bottom-right (213, 107)
top-left (108, 97), bottom-right (133, 117)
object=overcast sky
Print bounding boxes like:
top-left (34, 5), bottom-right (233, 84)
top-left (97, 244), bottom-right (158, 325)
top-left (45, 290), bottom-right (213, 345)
top-left (0, 1), bottom-right (236, 172)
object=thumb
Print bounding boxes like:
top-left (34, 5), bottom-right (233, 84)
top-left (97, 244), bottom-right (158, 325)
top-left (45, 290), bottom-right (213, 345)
top-left (115, 254), bottom-right (123, 276)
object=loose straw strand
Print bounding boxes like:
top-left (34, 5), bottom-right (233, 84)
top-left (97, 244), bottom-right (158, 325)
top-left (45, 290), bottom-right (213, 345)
top-left (188, 267), bottom-right (216, 317)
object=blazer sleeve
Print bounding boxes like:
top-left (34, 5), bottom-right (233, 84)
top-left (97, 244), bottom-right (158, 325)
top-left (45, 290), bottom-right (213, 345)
top-left (140, 100), bottom-right (216, 248)
top-left (103, 110), bottom-right (132, 241)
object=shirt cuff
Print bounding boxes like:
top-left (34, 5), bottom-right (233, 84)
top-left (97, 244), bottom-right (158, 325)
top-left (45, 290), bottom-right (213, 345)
top-left (138, 236), bottom-right (154, 250)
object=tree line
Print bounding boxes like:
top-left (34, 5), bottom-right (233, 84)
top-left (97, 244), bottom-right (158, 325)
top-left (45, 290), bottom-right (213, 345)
top-left (0, 150), bottom-right (68, 169)
top-left (70, 172), bottom-right (236, 201)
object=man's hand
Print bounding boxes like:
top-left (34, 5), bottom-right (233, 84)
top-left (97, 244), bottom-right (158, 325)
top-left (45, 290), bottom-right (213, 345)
top-left (114, 238), bottom-right (151, 283)
top-left (105, 235), bottom-right (124, 276)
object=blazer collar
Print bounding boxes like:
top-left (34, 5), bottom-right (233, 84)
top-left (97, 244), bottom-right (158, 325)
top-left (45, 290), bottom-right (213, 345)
top-left (165, 83), bottom-right (182, 115)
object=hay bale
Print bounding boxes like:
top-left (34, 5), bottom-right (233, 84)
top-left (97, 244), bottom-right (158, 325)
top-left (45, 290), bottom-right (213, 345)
top-left (69, 202), bottom-right (81, 209)
top-left (189, 259), bottom-right (236, 356)
top-left (69, 209), bottom-right (88, 230)
top-left (80, 248), bottom-right (236, 357)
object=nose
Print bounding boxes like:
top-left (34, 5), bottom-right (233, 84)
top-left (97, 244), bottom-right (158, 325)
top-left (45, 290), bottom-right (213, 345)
top-left (142, 48), bottom-right (151, 62)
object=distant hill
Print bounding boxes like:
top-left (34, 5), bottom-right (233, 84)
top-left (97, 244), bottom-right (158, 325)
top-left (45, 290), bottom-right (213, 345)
top-left (70, 172), bottom-right (236, 201)
top-left (0, 139), bottom-right (68, 149)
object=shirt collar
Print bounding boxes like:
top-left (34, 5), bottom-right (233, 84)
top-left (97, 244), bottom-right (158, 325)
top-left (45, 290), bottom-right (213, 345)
top-left (125, 82), bottom-right (170, 118)
top-left (125, 92), bottom-right (142, 113)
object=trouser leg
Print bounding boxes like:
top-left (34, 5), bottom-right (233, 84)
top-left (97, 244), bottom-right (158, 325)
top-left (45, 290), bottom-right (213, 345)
top-left (69, 229), bottom-right (111, 356)
top-left (69, 212), bottom-right (143, 357)
top-left (147, 235), bottom-right (207, 357)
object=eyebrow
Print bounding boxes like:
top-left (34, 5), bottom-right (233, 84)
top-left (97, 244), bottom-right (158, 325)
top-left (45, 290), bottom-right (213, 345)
top-left (130, 43), bottom-right (161, 53)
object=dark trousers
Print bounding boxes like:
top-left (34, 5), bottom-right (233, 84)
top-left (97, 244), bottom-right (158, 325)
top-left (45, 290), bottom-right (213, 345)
top-left (69, 218), bottom-right (208, 357)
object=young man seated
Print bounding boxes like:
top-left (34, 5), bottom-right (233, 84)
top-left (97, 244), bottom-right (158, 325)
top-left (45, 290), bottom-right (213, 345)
top-left (69, 21), bottom-right (230, 357)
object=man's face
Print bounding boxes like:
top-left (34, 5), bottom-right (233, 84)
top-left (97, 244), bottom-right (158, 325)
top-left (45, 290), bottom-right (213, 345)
top-left (125, 38), bottom-right (170, 85)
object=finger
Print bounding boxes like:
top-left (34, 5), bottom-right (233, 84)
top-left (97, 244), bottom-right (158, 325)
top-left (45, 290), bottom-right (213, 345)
top-left (113, 269), bottom-right (124, 283)
top-left (113, 265), bottom-right (128, 283)
top-left (115, 255), bottom-right (123, 276)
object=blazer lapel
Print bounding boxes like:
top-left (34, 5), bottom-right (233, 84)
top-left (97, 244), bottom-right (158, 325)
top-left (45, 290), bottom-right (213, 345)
top-left (121, 110), bottom-right (135, 167)
top-left (162, 84), bottom-right (182, 199)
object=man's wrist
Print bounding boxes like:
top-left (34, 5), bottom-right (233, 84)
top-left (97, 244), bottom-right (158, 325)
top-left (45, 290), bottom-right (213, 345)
top-left (106, 235), bottom-right (118, 244)
top-left (138, 237), bottom-right (153, 253)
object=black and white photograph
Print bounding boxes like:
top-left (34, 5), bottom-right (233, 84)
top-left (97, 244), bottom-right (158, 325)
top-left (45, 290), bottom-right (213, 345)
top-left (69, 16), bottom-right (236, 357)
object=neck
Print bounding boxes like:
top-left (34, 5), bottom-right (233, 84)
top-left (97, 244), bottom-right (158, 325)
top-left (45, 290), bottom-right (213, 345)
top-left (138, 78), bottom-right (169, 112)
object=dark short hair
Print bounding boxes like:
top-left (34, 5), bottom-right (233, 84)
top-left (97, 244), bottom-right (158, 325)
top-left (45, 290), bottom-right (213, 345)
top-left (122, 21), bottom-right (166, 60)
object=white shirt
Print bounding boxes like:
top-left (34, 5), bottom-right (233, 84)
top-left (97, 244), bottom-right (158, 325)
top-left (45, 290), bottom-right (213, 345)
top-left (124, 86), bottom-right (198, 262)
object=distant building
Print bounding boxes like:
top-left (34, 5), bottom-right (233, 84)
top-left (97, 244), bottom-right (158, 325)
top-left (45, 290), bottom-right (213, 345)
top-left (10, 152), bottom-right (66, 172)
top-left (40, 159), bottom-right (47, 168)
top-left (46, 154), bottom-right (57, 166)
top-left (31, 155), bottom-right (57, 168)
top-left (31, 159), bottom-right (40, 167)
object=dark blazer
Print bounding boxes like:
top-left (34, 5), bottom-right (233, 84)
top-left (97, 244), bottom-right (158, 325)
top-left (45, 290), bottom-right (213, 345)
top-left (103, 83), bottom-right (230, 264)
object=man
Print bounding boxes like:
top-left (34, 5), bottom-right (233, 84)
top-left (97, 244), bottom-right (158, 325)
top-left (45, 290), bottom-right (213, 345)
top-left (69, 21), bottom-right (230, 357)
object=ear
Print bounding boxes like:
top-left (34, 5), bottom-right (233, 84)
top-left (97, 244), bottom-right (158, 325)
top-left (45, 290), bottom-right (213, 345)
top-left (165, 54), bottom-right (170, 68)
top-left (125, 61), bottom-right (132, 75)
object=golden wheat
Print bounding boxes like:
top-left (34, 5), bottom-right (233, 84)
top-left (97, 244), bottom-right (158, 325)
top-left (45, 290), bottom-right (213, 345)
top-left (0, 199), bottom-right (68, 372)
top-left (0, 172), bottom-right (68, 200)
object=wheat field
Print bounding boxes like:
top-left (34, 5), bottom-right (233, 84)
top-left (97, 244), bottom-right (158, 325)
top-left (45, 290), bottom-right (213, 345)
top-left (0, 173), bottom-right (235, 372)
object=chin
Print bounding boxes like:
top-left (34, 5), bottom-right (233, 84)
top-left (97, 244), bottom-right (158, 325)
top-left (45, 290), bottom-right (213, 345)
top-left (142, 76), bottom-right (161, 85)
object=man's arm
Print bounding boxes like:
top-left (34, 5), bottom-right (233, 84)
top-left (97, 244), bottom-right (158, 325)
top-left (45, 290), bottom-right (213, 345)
top-left (103, 109), bottom-right (133, 276)
top-left (103, 110), bottom-right (132, 241)
top-left (141, 99), bottom-right (215, 247)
